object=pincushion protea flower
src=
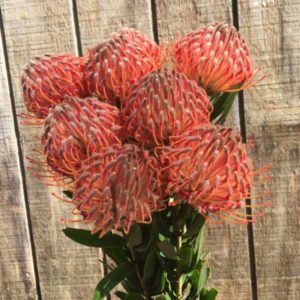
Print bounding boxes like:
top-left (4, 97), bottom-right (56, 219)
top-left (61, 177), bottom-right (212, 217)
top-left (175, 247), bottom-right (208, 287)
top-left (70, 144), bottom-right (165, 236)
top-left (172, 22), bottom-right (260, 95)
top-left (159, 125), bottom-right (271, 223)
top-left (42, 97), bottom-right (122, 177)
top-left (85, 28), bottom-right (164, 105)
top-left (123, 69), bottom-right (212, 147)
top-left (22, 54), bottom-right (86, 117)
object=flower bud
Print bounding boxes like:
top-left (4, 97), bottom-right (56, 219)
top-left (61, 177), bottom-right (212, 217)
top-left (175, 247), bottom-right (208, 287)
top-left (172, 22), bottom-right (256, 94)
top-left (22, 54), bottom-right (86, 117)
top-left (85, 28), bottom-right (164, 105)
top-left (123, 69), bottom-right (212, 147)
top-left (42, 97), bottom-right (122, 177)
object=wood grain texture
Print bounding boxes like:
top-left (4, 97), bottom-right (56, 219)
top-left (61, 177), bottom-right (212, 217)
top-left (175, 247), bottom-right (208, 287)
top-left (0, 1), bottom-right (102, 299)
top-left (155, 1), bottom-right (253, 299)
top-left (239, 0), bottom-right (300, 299)
top-left (76, 0), bottom-right (153, 50)
top-left (0, 22), bottom-right (37, 300)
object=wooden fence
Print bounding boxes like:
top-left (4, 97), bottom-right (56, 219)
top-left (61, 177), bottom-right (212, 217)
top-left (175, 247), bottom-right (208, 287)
top-left (0, 0), bottom-right (299, 299)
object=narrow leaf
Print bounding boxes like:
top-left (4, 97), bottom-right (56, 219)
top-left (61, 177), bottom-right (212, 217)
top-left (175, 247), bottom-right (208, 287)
top-left (136, 218), bottom-right (158, 252)
top-left (210, 91), bottom-right (238, 124)
top-left (63, 228), bottom-right (125, 248)
top-left (93, 261), bottom-right (134, 300)
top-left (142, 251), bottom-right (157, 282)
top-left (104, 247), bottom-right (130, 265)
top-left (115, 291), bottom-right (128, 299)
top-left (184, 214), bottom-right (205, 237)
top-left (198, 264), bottom-right (208, 292)
top-left (62, 190), bottom-right (73, 198)
top-left (179, 245), bottom-right (194, 273)
top-left (151, 269), bottom-right (166, 295)
top-left (127, 223), bottom-right (142, 247)
top-left (182, 283), bottom-right (192, 300)
top-left (157, 241), bottom-right (179, 260)
top-left (196, 226), bottom-right (205, 262)
top-left (125, 296), bottom-right (144, 300)
top-left (204, 288), bottom-right (218, 300)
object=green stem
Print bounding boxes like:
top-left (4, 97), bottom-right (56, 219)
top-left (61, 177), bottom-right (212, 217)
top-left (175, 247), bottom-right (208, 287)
top-left (128, 246), bottom-right (151, 299)
top-left (175, 207), bottom-right (183, 299)
top-left (122, 229), bottom-right (150, 300)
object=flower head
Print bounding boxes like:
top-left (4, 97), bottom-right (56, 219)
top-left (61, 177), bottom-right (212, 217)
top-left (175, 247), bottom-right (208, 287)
top-left (85, 28), bottom-right (164, 105)
top-left (124, 69), bottom-right (212, 147)
top-left (172, 22), bottom-right (257, 94)
top-left (22, 54), bottom-right (86, 117)
top-left (42, 97), bottom-right (122, 177)
top-left (71, 144), bottom-right (165, 236)
top-left (159, 125), bottom-right (270, 223)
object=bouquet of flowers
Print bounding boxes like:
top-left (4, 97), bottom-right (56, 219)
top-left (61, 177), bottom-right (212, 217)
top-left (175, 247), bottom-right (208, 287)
top-left (21, 23), bottom-right (271, 299)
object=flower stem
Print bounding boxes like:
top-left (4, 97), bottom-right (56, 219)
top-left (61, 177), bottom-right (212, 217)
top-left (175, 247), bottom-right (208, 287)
top-left (128, 246), bottom-right (151, 299)
top-left (122, 229), bottom-right (150, 300)
top-left (175, 207), bottom-right (183, 299)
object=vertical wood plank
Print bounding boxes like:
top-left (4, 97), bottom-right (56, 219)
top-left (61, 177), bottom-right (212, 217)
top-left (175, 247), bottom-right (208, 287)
top-left (76, 0), bottom-right (153, 50)
top-left (155, 1), bottom-right (253, 299)
top-left (238, 1), bottom-right (300, 299)
top-left (1, 1), bottom-right (102, 299)
top-left (0, 16), bottom-right (37, 300)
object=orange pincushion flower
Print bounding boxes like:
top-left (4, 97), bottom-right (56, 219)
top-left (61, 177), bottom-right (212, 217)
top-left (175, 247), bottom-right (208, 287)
top-left (172, 22), bottom-right (258, 94)
top-left (85, 28), bottom-right (164, 105)
top-left (22, 54), bottom-right (86, 117)
top-left (42, 97), bottom-right (122, 177)
top-left (159, 125), bottom-right (270, 223)
top-left (123, 69), bottom-right (212, 147)
top-left (71, 144), bottom-right (165, 236)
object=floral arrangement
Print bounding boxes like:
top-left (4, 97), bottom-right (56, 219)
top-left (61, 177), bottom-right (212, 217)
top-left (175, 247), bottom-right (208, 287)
top-left (21, 23), bottom-right (271, 299)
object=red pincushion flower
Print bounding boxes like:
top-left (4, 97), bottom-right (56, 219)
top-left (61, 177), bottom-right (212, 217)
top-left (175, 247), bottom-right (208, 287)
top-left (123, 69), bottom-right (212, 147)
top-left (172, 22), bottom-right (258, 94)
top-left (85, 28), bottom-right (164, 105)
top-left (42, 97), bottom-right (122, 177)
top-left (159, 125), bottom-right (268, 223)
top-left (71, 144), bottom-right (165, 236)
top-left (22, 53), bottom-right (86, 117)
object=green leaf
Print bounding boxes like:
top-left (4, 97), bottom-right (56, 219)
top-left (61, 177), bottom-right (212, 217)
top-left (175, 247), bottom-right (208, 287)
top-left (62, 190), bottom-right (73, 198)
top-left (184, 214), bottom-right (205, 237)
top-left (127, 223), bottom-right (142, 247)
top-left (196, 226), bottom-right (205, 262)
top-left (93, 261), bottom-right (134, 300)
top-left (142, 251), bottom-right (157, 282)
top-left (210, 91), bottom-right (238, 124)
top-left (125, 296), bottom-right (144, 300)
top-left (136, 218), bottom-right (158, 253)
top-left (63, 228), bottom-right (125, 248)
top-left (104, 247), bottom-right (130, 266)
top-left (151, 269), bottom-right (166, 295)
top-left (179, 245), bottom-right (194, 273)
top-left (190, 263), bottom-right (209, 295)
top-left (156, 241), bottom-right (179, 260)
top-left (201, 288), bottom-right (218, 300)
top-left (115, 291), bottom-right (128, 299)
top-left (198, 264), bottom-right (209, 292)
top-left (182, 283), bottom-right (192, 300)
top-left (122, 273), bottom-right (144, 294)
top-left (156, 212), bottom-right (174, 238)
top-left (155, 295), bottom-right (172, 300)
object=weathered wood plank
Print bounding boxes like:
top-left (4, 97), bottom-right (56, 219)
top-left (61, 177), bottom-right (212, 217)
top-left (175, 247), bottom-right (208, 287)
top-left (239, 1), bottom-right (300, 299)
top-left (76, 0), bottom-right (153, 50)
top-left (0, 1), bottom-right (102, 299)
top-left (0, 19), bottom-right (37, 300)
top-left (155, 1), bottom-right (253, 299)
